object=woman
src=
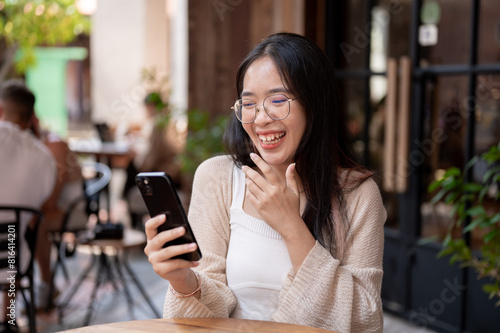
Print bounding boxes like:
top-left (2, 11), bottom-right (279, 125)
top-left (145, 33), bottom-right (386, 333)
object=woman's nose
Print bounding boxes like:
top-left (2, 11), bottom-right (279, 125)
top-left (254, 105), bottom-right (272, 124)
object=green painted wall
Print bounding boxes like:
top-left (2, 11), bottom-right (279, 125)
top-left (25, 47), bottom-right (87, 138)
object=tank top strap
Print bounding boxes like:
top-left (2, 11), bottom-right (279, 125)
top-left (231, 165), bottom-right (245, 210)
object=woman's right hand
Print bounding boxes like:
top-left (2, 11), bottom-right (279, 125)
top-left (144, 214), bottom-right (199, 284)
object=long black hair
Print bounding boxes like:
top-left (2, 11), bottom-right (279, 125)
top-left (223, 32), bottom-right (371, 259)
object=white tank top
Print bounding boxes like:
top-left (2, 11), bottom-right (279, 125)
top-left (226, 165), bottom-right (292, 320)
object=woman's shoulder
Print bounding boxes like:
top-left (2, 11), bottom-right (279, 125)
top-left (197, 155), bottom-right (234, 171)
top-left (342, 172), bottom-right (386, 227)
top-left (193, 155), bottom-right (234, 183)
top-left (352, 177), bottom-right (382, 198)
top-left (191, 155), bottom-right (234, 208)
top-left (340, 170), bottom-right (383, 204)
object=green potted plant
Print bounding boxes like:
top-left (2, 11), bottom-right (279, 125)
top-left (428, 142), bottom-right (500, 305)
top-left (141, 67), bottom-right (171, 128)
top-left (178, 109), bottom-right (227, 180)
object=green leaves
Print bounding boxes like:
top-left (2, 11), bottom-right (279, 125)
top-left (482, 143), bottom-right (500, 165)
top-left (484, 229), bottom-right (499, 244)
top-left (178, 109), bottom-right (228, 176)
top-left (482, 166), bottom-right (500, 184)
top-left (466, 206), bottom-right (486, 217)
top-left (0, 0), bottom-right (90, 74)
top-left (428, 141), bottom-right (500, 306)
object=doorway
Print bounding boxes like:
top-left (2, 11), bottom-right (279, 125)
top-left (324, 1), bottom-right (500, 332)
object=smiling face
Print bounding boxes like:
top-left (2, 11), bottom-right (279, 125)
top-left (241, 56), bottom-right (307, 172)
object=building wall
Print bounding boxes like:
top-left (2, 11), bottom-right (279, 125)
top-left (89, 0), bottom-right (311, 129)
top-left (167, 0), bottom-right (188, 118)
top-left (187, 0), bottom-right (305, 117)
top-left (90, 0), bottom-right (170, 128)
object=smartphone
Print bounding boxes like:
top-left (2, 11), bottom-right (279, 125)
top-left (135, 172), bottom-right (202, 261)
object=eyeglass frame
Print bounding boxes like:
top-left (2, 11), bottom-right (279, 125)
top-left (231, 93), bottom-right (297, 124)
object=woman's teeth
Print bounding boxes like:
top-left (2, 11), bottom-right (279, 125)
top-left (260, 133), bottom-right (285, 144)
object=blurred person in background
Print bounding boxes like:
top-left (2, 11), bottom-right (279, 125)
top-left (0, 79), bottom-right (56, 330)
top-left (144, 33), bottom-right (386, 332)
top-left (122, 92), bottom-right (182, 229)
top-left (30, 116), bottom-right (85, 310)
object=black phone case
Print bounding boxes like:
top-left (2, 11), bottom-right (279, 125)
top-left (135, 172), bottom-right (202, 261)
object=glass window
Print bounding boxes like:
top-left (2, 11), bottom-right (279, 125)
top-left (478, 0), bottom-right (500, 65)
top-left (335, 0), bottom-right (369, 69)
top-left (472, 74), bottom-right (500, 251)
top-left (382, 0), bottom-right (412, 60)
top-left (337, 79), bottom-right (366, 156)
top-left (419, 74), bottom-right (500, 251)
top-left (368, 80), bottom-right (400, 230)
top-left (336, 0), bottom-right (412, 70)
top-left (419, 0), bottom-right (471, 66)
top-left (337, 76), bottom-right (400, 230)
top-left (475, 74), bottom-right (500, 154)
top-left (420, 76), bottom-right (469, 241)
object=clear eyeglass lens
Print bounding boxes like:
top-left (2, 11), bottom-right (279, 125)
top-left (234, 94), bottom-right (290, 123)
top-left (264, 94), bottom-right (289, 119)
top-left (235, 99), bottom-right (256, 123)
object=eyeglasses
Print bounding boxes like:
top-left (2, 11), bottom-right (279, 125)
top-left (231, 94), bottom-right (296, 124)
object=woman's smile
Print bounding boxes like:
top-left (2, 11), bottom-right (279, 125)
top-left (258, 131), bottom-right (286, 147)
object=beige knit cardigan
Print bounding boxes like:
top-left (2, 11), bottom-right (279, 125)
top-left (162, 155), bottom-right (386, 333)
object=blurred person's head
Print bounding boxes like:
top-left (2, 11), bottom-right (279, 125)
top-left (0, 79), bottom-right (36, 129)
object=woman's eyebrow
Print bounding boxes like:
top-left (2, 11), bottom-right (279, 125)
top-left (268, 87), bottom-right (289, 94)
top-left (241, 87), bottom-right (289, 97)
top-left (241, 91), bottom-right (254, 97)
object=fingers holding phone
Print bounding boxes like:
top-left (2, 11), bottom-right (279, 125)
top-left (136, 172), bottom-right (202, 262)
top-left (144, 213), bottom-right (167, 240)
top-left (146, 221), bottom-right (198, 261)
top-left (138, 172), bottom-right (202, 282)
top-left (144, 214), bottom-right (199, 281)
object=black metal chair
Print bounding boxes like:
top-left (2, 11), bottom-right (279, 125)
top-left (54, 162), bottom-right (160, 326)
top-left (0, 206), bottom-right (43, 333)
top-left (47, 162), bottom-right (111, 309)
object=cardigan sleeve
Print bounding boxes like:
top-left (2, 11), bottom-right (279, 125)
top-left (272, 178), bottom-right (386, 333)
top-left (162, 156), bottom-right (237, 318)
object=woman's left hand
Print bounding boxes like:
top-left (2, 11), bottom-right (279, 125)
top-left (242, 153), bottom-right (302, 238)
top-left (243, 153), bottom-right (317, 271)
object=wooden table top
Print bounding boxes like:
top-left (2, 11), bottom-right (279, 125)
top-left (58, 318), bottom-right (336, 332)
top-left (77, 228), bottom-right (146, 249)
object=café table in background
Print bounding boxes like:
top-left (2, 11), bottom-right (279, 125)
top-left (68, 138), bottom-right (132, 216)
top-left (58, 318), bottom-right (338, 332)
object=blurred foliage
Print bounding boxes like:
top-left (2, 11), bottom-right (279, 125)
top-left (144, 91), bottom-right (166, 110)
top-left (145, 90), bottom-right (170, 129)
top-left (141, 67), bottom-right (171, 129)
top-left (428, 142), bottom-right (500, 306)
top-left (140, 69), bottom-right (228, 177)
top-left (179, 109), bottom-right (227, 176)
top-left (0, 0), bottom-right (90, 76)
